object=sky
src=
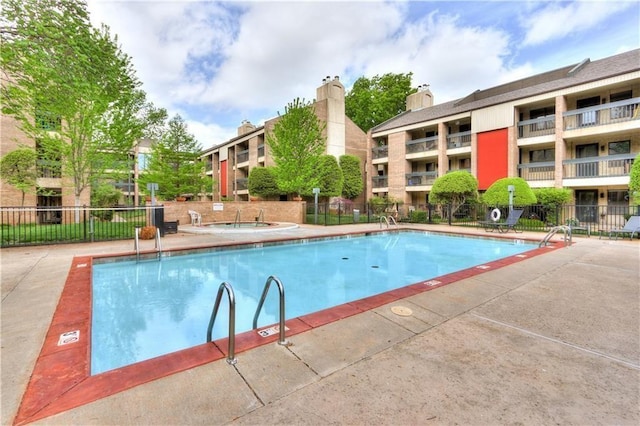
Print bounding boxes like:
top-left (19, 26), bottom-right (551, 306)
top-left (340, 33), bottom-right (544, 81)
top-left (86, 0), bottom-right (640, 150)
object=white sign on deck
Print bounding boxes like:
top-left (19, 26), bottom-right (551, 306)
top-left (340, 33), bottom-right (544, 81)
top-left (58, 330), bottom-right (80, 346)
top-left (213, 203), bottom-right (224, 211)
top-left (257, 325), bottom-right (289, 338)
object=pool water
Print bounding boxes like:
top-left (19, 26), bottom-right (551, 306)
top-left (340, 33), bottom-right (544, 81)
top-left (91, 231), bottom-right (534, 374)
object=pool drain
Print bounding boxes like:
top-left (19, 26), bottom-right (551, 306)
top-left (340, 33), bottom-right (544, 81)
top-left (391, 306), bottom-right (413, 317)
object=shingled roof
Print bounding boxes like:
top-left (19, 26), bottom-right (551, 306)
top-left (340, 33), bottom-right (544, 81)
top-left (371, 48), bottom-right (640, 133)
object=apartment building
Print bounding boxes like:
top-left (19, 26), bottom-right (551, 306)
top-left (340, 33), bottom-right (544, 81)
top-left (369, 49), bottom-right (640, 223)
top-left (200, 76), bottom-right (368, 201)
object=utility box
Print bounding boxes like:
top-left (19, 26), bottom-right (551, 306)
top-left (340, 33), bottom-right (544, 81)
top-left (353, 209), bottom-right (360, 222)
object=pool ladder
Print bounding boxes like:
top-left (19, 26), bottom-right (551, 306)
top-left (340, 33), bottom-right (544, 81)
top-left (207, 282), bottom-right (237, 364)
top-left (380, 215), bottom-right (398, 229)
top-left (233, 208), bottom-right (241, 228)
top-left (134, 226), bottom-right (162, 262)
top-left (206, 276), bottom-right (288, 366)
top-left (539, 225), bottom-right (572, 247)
top-left (253, 275), bottom-right (288, 346)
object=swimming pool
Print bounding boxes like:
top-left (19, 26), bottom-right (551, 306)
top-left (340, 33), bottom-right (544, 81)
top-left (91, 231), bottom-right (535, 374)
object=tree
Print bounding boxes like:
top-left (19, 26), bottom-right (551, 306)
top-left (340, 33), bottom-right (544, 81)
top-left (267, 98), bottom-right (326, 198)
top-left (532, 187), bottom-right (572, 207)
top-left (139, 115), bottom-right (211, 201)
top-left (339, 154), bottom-right (363, 200)
top-left (316, 155), bottom-right (343, 198)
top-left (345, 72), bottom-right (415, 131)
top-left (1, 0), bottom-right (142, 213)
top-left (482, 177), bottom-right (537, 206)
top-left (0, 147), bottom-right (37, 207)
top-left (248, 166), bottom-right (280, 198)
top-left (532, 187), bottom-right (572, 225)
top-left (429, 171), bottom-right (479, 215)
top-left (629, 153), bottom-right (640, 206)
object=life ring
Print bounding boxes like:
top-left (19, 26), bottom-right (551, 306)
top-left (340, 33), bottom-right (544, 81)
top-left (490, 208), bottom-right (501, 222)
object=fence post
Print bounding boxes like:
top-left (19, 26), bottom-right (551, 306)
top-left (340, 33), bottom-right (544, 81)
top-left (447, 204), bottom-right (452, 226)
top-left (427, 203), bottom-right (432, 224)
top-left (83, 205), bottom-right (88, 242)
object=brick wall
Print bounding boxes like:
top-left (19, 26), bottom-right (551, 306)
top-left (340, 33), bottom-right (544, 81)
top-left (163, 200), bottom-right (307, 225)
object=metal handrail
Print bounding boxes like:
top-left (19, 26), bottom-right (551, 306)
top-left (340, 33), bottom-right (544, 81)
top-left (155, 227), bottom-right (162, 259)
top-left (388, 216), bottom-right (398, 227)
top-left (252, 275), bottom-right (288, 346)
top-left (380, 215), bottom-right (398, 229)
top-left (539, 225), bottom-right (572, 247)
top-left (206, 282), bottom-right (237, 365)
top-left (133, 226), bottom-right (162, 262)
top-left (256, 208), bottom-right (264, 225)
top-left (234, 208), bottom-right (241, 228)
top-left (380, 216), bottom-right (389, 228)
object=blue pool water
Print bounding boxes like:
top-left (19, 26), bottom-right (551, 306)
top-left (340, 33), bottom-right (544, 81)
top-left (91, 231), bottom-right (534, 374)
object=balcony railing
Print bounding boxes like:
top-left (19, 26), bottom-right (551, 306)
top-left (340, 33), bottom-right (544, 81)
top-left (517, 115), bottom-right (556, 138)
top-left (236, 149), bottom-right (249, 164)
top-left (406, 136), bottom-right (438, 154)
top-left (372, 176), bottom-right (388, 188)
top-left (564, 97), bottom-right (640, 130)
top-left (406, 171), bottom-right (437, 186)
top-left (234, 178), bottom-right (248, 191)
top-left (563, 153), bottom-right (635, 179)
top-left (446, 131), bottom-right (471, 149)
top-left (518, 161), bottom-right (555, 181)
top-left (37, 160), bottom-right (62, 178)
top-left (372, 146), bottom-right (388, 159)
top-left (257, 144), bottom-right (265, 158)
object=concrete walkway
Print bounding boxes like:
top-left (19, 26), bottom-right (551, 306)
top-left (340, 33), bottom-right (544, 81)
top-left (1, 224), bottom-right (639, 425)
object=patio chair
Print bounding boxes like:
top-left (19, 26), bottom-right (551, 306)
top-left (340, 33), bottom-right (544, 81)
top-left (608, 215), bottom-right (640, 240)
top-left (188, 209), bottom-right (202, 226)
top-left (484, 209), bottom-right (524, 233)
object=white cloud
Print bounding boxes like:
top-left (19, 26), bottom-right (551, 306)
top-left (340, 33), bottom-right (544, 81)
top-left (520, 0), bottom-right (633, 46)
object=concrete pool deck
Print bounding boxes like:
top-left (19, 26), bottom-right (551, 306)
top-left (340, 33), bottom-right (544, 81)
top-left (1, 223), bottom-right (639, 425)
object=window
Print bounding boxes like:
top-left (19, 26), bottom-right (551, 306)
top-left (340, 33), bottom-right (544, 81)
top-left (607, 190), bottom-right (629, 215)
top-left (426, 162), bottom-right (436, 172)
top-left (608, 140), bottom-right (630, 155)
top-left (138, 153), bottom-right (149, 171)
top-left (529, 149), bottom-right (554, 163)
top-left (35, 109), bottom-right (61, 131)
top-left (459, 158), bottom-right (470, 170)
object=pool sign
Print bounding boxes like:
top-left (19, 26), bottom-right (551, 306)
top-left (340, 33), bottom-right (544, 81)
top-left (257, 325), bottom-right (289, 338)
top-left (213, 203), bottom-right (224, 211)
top-left (58, 330), bottom-right (80, 346)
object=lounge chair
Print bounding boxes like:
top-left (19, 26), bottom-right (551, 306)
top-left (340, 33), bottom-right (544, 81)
top-left (483, 209), bottom-right (524, 233)
top-left (188, 209), bottom-right (202, 226)
top-left (478, 209), bottom-right (500, 229)
top-left (608, 215), bottom-right (640, 240)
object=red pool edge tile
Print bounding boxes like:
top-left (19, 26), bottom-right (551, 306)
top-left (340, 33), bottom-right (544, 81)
top-left (13, 235), bottom-right (563, 425)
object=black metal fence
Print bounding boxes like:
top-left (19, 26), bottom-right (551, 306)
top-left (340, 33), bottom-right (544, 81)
top-left (0, 206), bottom-right (164, 247)
top-left (306, 201), bottom-right (640, 237)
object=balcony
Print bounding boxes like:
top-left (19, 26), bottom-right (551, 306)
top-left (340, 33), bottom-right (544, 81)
top-left (563, 153), bottom-right (635, 180)
top-left (236, 149), bottom-right (249, 164)
top-left (234, 178), bottom-right (248, 191)
top-left (257, 144), bottom-right (265, 158)
top-left (406, 136), bottom-right (438, 154)
top-left (564, 97), bottom-right (640, 130)
top-left (446, 131), bottom-right (471, 149)
top-left (37, 160), bottom-right (62, 178)
top-left (517, 115), bottom-right (555, 139)
top-left (372, 146), bottom-right (388, 160)
top-left (372, 176), bottom-right (388, 188)
top-left (518, 162), bottom-right (555, 181)
top-left (406, 171), bottom-right (437, 187)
